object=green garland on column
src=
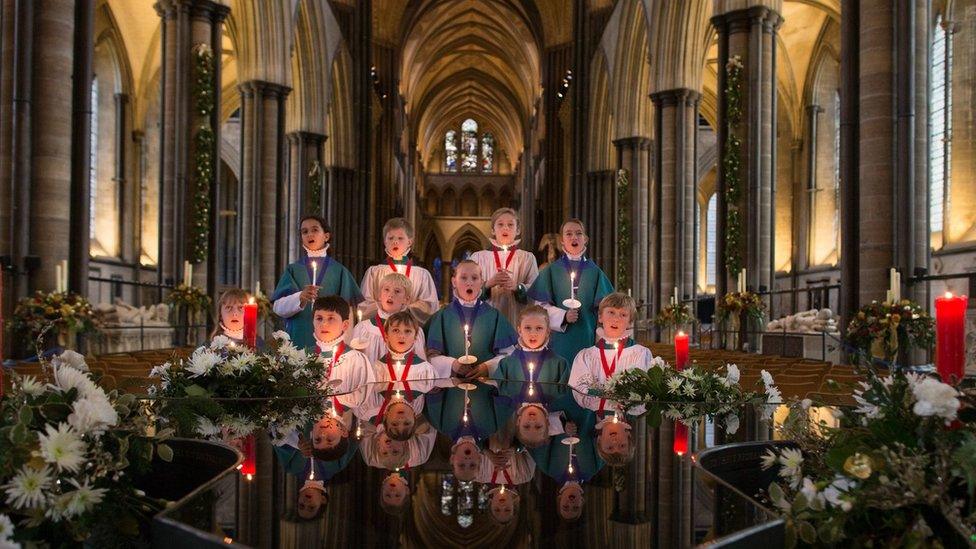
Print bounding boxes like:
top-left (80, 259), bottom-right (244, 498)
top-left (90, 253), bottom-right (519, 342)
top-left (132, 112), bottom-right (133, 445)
top-left (189, 43), bottom-right (216, 264)
top-left (615, 168), bottom-right (631, 290)
top-left (723, 55), bottom-right (744, 276)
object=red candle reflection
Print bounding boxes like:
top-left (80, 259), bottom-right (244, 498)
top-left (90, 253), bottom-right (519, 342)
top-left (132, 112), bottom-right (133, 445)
top-left (935, 292), bottom-right (968, 384)
top-left (243, 297), bottom-right (258, 349)
top-left (673, 421), bottom-right (688, 456)
top-left (240, 434), bottom-right (256, 480)
top-left (674, 331), bottom-right (689, 371)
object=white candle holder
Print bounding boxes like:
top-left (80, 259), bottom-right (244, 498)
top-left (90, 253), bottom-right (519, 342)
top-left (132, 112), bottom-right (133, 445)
top-left (459, 323), bottom-right (478, 364)
top-left (563, 271), bottom-right (581, 309)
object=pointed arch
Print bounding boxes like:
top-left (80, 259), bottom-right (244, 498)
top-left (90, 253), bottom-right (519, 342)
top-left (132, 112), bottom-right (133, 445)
top-left (610, 0), bottom-right (652, 139)
top-left (326, 47), bottom-right (354, 168)
top-left (588, 51), bottom-right (614, 171)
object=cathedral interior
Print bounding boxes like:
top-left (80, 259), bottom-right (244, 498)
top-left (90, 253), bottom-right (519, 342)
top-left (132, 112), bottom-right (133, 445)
top-left (0, 0), bottom-right (975, 548)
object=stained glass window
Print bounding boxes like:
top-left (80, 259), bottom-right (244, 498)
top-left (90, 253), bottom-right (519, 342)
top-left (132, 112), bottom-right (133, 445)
top-left (481, 132), bottom-right (494, 173)
top-left (445, 130), bottom-right (458, 172)
top-left (89, 78), bottom-right (98, 240)
top-left (930, 16), bottom-right (950, 237)
top-left (706, 194), bottom-right (717, 288)
top-left (460, 118), bottom-right (479, 172)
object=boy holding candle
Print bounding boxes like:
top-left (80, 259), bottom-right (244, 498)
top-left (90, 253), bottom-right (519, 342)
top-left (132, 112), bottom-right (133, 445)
top-left (351, 273), bottom-right (428, 364)
top-left (528, 219), bottom-right (614, 363)
top-left (360, 218), bottom-right (440, 323)
top-left (272, 215), bottom-right (363, 351)
top-left (471, 207), bottom-right (540, 327)
top-left (425, 259), bottom-right (518, 379)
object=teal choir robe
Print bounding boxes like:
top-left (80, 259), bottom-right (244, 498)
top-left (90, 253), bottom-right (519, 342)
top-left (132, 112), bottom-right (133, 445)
top-left (271, 255), bottom-right (363, 351)
top-left (424, 299), bottom-right (517, 377)
top-left (527, 255), bottom-right (614, 363)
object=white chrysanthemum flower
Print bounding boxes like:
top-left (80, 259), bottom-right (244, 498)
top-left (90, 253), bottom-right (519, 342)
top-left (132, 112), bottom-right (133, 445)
top-left (0, 513), bottom-right (14, 542)
top-left (723, 364), bottom-right (740, 387)
top-left (37, 423), bottom-right (86, 473)
top-left (277, 342), bottom-right (308, 366)
top-left (18, 376), bottom-right (45, 397)
top-left (225, 416), bottom-right (257, 437)
top-left (760, 449), bottom-right (778, 470)
top-left (666, 377), bottom-right (683, 394)
top-left (3, 466), bottom-right (52, 509)
top-left (778, 447), bottom-right (804, 486)
top-left (823, 476), bottom-right (855, 511)
top-left (50, 349), bottom-right (88, 372)
top-left (853, 384), bottom-right (881, 418)
top-left (664, 407), bottom-right (682, 420)
top-left (49, 365), bottom-right (99, 399)
top-left (800, 477), bottom-right (825, 506)
top-left (68, 394), bottom-right (119, 434)
top-left (724, 414), bottom-right (740, 435)
top-left (210, 335), bottom-right (233, 350)
top-left (62, 479), bottom-right (107, 517)
top-left (186, 348), bottom-right (223, 377)
top-left (148, 362), bottom-right (171, 379)
top-left (272, 330), bottom-right (290, 341)
top-left (648, 356), bottom-right (666, 369)
top-left (911, 377), bottom-right (960, 420)
top-left (681, 383), bottom-right (697, 397)
top-left (902, 372), bottom-right (923, 389)
top-left (194, 416), bottom-right (221, 438)
top-left (760, 369), bottom-right (775, 387)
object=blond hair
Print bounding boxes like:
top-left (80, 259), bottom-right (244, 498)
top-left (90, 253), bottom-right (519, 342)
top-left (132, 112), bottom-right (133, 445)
top-left (598, 292), bottom-right (638, 323)
top-left (517, 304), bottom-right (549, 326)
top-left (490, 207), bottom-right (520, 232)
top-left (211, 288), bottom-right (249, 338)
top-left (559, 218), bottom-right (587, 235)
top-left (380, 272), bottom-right (413, 297)
top-left (596, 423), bottom-right (636, 467)
top-left (452, 259), bottom-right (481, 276)
top-left (382, 217), bottom-right (415, 240)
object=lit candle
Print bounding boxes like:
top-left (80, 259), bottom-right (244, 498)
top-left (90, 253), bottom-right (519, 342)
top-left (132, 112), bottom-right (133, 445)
top-left (310, 260), bottom-right (318, 286)
top-left (570, 271), bottom-right (577, 302)
top-left (528, 362), bottom-right (536, 396)
top-left (674, 331), bottom-right (689, 371)
top-left (463, 323), bottom-right (471, 357)
top-left (673, 421), bottom-right (688, 456)
top-left (673, 286), bottom-right (678, 306)
top-left (243, 297), bottom-right (258, 348)
top-left (935, 291), bottom-right (968, 384)
top-left (500, 484), bottom-right (506, 494)
top-left (240, 434), bottom-right (256, 480)
top-left (357, 309), bottom-right (363, 324)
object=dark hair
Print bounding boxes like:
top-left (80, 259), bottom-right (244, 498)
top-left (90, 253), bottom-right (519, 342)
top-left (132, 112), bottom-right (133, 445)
top-left (312, 295), bottom-right (351, 319)
top-left (311, 435), bottom-right (350, 462)
top-left (384, 310), bottom-right (420, 334)
top-left (295, 489), bottom-right (330, 522)
top-left (382, 403), bottom-right (417, 442)
top-left (300, 215), bottom-right (331, 234)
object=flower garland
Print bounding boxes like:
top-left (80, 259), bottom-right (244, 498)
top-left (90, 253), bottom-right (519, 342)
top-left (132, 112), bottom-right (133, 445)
top-left (723, 55), bottom-right (744, 276)
top-left (653, 302), bottom-right (696, 330)
top-left (165, 283), bottom-right (212, 325)
top-left (761, 370), bottom-right (975, 546)
top-left (615, 168), bottom-right (631, 291)
top-left (0, 350), bottom-right (168, 547)
top-left (149, 331), bottom-right (331, 441)
top-left (716, 290), bottom-right (766, 324)
top-left (598, 360), bottom-right (781, 434)
top-left (845, 299), bottom-right (934, 364)
top-left (9, 291), bottom-right (100, 345)
top-left (307, 160), bottom-right (323, 214)
top-left (189, 43), bottom-right (216, 264)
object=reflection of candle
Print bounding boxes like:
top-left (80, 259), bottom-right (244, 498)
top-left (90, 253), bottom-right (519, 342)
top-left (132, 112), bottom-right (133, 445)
top-left (673, 422), bottom-right (688, 456)
top-left (935, 292), bottom-right (968, 384)
top-left (570, 271), bottom-right (577, 302)
top-left (528, 362), bottom-right (535, 380)
top-left (240, 434), bottom-right (256, 480)
top-left (500, 484), bottom-right (506, 494)
top-left (357, 310), bottom-right (363, 324)
top-left (243, 297), bottom-right (258, 348)
top-left (463, 324), bottom-right (471, 357)
top-left (674, 331), bottom-right (689, 371)
top-left (528, 361), bottom-right (535, 396)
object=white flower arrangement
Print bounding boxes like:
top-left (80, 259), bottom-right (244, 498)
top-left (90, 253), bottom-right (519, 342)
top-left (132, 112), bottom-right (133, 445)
top-left (1, 351), bottom-right (166, 547)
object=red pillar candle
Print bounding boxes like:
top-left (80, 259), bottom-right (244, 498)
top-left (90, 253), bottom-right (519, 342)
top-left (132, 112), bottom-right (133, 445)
top-left (243, 297), bottom-right (258, 349)
top-left (674, 331), bottom-right (690, 371)
top-left (673, 421), bottom-right (688, 456)
top-left (240, 434), bottom-right (256, 480)
top-left (935, 292), bottom-right (968, 384)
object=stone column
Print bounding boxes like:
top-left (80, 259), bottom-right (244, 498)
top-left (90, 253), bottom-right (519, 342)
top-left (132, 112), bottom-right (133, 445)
top-left (155, 0), bottom-right (227, 290)
top-left (569, 0), bottom-right (591, 215)
top-left (68, 0), bottom-right (93, 295)
top-left (239, 80), bottom-right (290, 295)
top-left (286, 131), bottom-right (326, 260)
top-left (711, 6), bottom-right (781, 295)
top-left (614, 137), bottom-right (652, 314)
top-left (652, 88), bottom-right (700, 310)
top-left (799, 105), bottom-right (822, 270)
top-left (608, 417), bottom-right (652, 544)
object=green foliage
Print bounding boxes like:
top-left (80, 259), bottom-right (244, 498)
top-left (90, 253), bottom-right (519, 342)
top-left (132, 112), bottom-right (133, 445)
top-left (189, 43), bottom-right (216, 264)
top-left (615, 168), bottom-right (631, 291)
top-left (723, 56), bottom-right (744, 276)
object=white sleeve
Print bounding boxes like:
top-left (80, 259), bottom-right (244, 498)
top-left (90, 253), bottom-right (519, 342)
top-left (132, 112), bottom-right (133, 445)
top-left (512, 452), bottom-right (536, 484)
top-left (273, 291), bottom-right (304, 318)
top-left (414, 270), bottom-right (441, 319)
top-left (537, 300), bottom-right (568, 332)
top-left (520, 251), bottom-right (540, 287)
top-left (414, 330), bottom-right (428, 361)
top-left (430, 355), bottom-right (456, 378)
top-left (358, 267), bottom-right (379, 317)
top-left (485, 345), bottom-right (514, 375)
top-left (548, 412), bottom-right (565, 436)
top-left (474, 452), bottom-right (495, 483)
top-left (408, 430), bottom-right (437, 467)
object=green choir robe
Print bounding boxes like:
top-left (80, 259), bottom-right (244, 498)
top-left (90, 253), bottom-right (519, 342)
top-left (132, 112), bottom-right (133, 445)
top-left (527, 399), bottom-right (605, 483)
top-left (527, 255), bottom-right (614, 363)
top-left (424, 299), bottom-right (517, 377)
top-left (272, 255), bottom-right (363, 351)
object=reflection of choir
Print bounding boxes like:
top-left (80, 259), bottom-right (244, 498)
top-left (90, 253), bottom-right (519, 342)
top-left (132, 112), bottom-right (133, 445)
top-left (241, 212), bottom-right (668, 525)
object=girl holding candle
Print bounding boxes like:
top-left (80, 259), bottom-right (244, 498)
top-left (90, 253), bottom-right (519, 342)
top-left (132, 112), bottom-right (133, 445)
top-left (272, 215), bottom-right (363, 351)
top-left (527, 219), bottom-right (614, 362)
top-left (359, 218), bottom-right (440, 323)
top-left (209, 289), bottom-right (265, 349)
top-left (471, 207), bottom-right (540, 327)
top-left (424, 259), bottom-right (517, 379)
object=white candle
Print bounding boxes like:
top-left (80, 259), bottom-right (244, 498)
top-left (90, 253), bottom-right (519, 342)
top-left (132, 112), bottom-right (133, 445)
top-left (894, 271), bottom-right (901, 303)
top-left (255, 280), bottom-right (261, 296)
top-left (889, 268), bottom-right (896, 299)
top-left (570, 271), bottom-right (577, 301)
top-left (673, 286), bottom-right (678, 305)
top-left (55, 264), bottom-right (63, 293)
top-left (528, 362), bottom-right (535, 380)
top-left (311, 261), bottom-right (318, 285)
top-left (464, 323), bottom-right (471, 357)
top-left (500, 485), bottom-right (506, 494)
top-left (61, 260), bottom-right (68, 292)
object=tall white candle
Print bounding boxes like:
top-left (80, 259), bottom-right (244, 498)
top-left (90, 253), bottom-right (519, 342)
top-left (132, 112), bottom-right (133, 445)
top-left (311, 261), bottom-right (318, 286)
top-left (62, 260), bottom-right (69, 292)
top-left (673, 286), bottom-right (678, 305)
top-left (255, 280), bottom-right (261, 296)
top-left (570, 271), bottom-right (577, 301)
top-left (55, 264), bottom-right (63, 293)
top-left (463, 323), bottom-right (471, 357)
top-left (894, 271), bottom-right (901, 302)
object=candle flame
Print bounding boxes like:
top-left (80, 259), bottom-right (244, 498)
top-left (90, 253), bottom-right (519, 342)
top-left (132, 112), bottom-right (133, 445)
top-left (568, 464), bottom-right (574, 474)
top-left (224, 537), bottom-right (233, 544)
top-left (946, 291), bottom-right (954, 299)
top-left (246, 473), bottom-right (253, 482)
top-left (248, 296), bottom-right (255, 305)
top-left (500, 485), bottom-right (506, 494)
top-left (571, 271), bottom-right (576, 281)
top-left (677, 330), bottom-right (685, 337)
top-left (612, 415), bottom-right (619, 424)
